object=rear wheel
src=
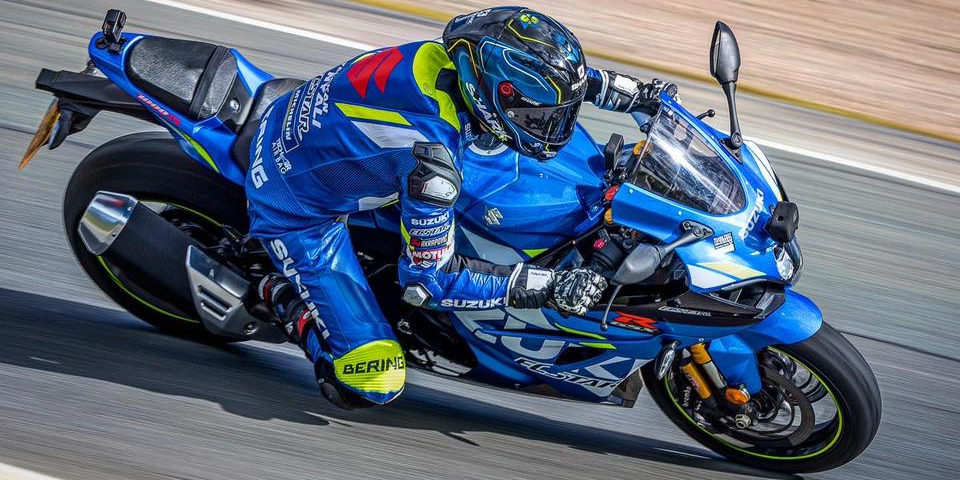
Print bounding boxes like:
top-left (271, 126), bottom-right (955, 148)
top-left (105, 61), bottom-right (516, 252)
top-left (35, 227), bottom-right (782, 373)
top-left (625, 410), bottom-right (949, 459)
top-left (63, 132), bottom-right (251, 339)
top-left (643, 323), bottom-right (881, 473)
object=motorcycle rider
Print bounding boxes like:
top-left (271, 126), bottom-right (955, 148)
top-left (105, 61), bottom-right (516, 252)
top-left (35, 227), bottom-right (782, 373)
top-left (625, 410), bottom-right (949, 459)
top-left (247, 6), bottom-right (677, 409)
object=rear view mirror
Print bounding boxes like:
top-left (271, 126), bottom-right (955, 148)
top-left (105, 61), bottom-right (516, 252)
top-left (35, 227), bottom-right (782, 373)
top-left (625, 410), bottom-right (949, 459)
top-left (604, 133), bottom-right (624, 171)
top-left (709, 21), bottom-right (744, 150)
top-left (710, 21), bottom-right (741, 85)
top-left (612, 244), bottom-right (663, 285)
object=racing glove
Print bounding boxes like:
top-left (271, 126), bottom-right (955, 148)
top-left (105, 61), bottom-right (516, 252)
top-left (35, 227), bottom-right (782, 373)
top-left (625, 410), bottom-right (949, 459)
top-left (508, 265), bottom-right (608, 316)
top-left (587, 68), bottom-right (678, 114)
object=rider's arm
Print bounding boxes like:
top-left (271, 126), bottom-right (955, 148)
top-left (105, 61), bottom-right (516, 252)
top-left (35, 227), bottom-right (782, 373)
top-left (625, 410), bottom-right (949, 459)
top-left (585, 67), bottom-right (676, 114)
top-left (396, 143), bottom-right (553, 311)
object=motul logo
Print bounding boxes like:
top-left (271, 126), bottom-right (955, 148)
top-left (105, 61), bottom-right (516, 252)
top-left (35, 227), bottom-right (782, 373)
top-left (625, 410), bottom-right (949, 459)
top-left (347, 47), bottom-right (403, 98)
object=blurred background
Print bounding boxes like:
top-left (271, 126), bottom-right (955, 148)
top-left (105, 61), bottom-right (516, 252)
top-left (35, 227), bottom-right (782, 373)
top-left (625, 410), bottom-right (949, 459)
top-left (0, 0), bottom-right (957, 479)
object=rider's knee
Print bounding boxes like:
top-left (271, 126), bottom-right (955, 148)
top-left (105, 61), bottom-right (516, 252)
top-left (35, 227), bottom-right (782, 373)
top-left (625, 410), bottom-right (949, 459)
top-left (318, 340), bottom-right (406, 409)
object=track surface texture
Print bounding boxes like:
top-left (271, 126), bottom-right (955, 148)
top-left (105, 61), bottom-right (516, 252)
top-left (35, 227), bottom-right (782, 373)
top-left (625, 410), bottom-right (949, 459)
top-left (0, 1), bottom-right (958, 479)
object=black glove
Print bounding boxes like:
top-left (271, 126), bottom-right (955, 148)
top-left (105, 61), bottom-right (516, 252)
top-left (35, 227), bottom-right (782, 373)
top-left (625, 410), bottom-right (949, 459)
top-left (588, 69), bottom-right (678, 114)
top-left (507, 265), bottom-right (555, 309)
top-left (507, 265), bottom-right (607, 316)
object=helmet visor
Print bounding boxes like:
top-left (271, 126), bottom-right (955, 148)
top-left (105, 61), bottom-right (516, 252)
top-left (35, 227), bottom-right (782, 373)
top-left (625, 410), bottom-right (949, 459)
top-left (498, 83), bottom-right (581, 145)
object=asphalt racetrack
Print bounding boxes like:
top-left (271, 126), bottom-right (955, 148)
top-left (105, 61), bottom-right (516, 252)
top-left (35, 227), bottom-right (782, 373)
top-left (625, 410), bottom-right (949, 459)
top-left (0, 0), bottom-right (958, 479)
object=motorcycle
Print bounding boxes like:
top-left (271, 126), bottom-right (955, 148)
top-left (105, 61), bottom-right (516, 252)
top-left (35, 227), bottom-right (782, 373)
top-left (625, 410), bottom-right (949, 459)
top-left (21, 10), bottom-right (880, 473)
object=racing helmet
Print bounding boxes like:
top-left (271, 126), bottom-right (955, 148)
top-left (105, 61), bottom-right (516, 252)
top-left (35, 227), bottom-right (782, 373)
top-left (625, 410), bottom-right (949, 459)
top-left (443, 7), bottom-right (588, 160)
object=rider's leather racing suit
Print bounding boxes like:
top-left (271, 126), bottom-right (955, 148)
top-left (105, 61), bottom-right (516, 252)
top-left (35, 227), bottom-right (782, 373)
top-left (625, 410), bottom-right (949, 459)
top-left (245, 40), bottom-right (663, 405)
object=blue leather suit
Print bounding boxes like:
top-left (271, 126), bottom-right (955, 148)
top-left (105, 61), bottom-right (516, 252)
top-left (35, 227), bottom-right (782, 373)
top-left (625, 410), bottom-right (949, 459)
top-left (246, 40), bottom-right (623, 404)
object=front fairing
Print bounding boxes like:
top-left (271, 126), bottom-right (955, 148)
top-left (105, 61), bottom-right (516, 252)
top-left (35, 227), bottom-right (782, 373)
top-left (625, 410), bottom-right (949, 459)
top-left (612, 94), bottom-right (793, 291)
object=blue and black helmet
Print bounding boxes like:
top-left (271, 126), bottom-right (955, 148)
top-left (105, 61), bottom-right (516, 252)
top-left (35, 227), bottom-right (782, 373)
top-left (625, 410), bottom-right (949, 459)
top-left (443, 7), bottom-right (587, 160)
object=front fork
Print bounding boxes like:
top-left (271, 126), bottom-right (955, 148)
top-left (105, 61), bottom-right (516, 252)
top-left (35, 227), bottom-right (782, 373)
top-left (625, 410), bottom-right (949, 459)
top-left (677, 289), bottom-right (823, 399)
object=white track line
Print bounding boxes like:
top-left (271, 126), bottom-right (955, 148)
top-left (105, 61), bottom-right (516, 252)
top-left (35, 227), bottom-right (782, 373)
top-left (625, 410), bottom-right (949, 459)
top-left (140, 0), bottom-right (375, 51)
top-left (755, 138), bottom-right (960, 195)
top-left (0, 463), bottom-right (64, 480)
top-left (142, 0), bottom-right (959, 195)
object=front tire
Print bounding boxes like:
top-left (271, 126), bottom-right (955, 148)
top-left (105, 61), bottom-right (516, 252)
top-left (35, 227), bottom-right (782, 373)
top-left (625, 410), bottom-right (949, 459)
top-left (63, 132), bottom-right (249, 339)
top-left (643, 322), bottom-right (881, 473)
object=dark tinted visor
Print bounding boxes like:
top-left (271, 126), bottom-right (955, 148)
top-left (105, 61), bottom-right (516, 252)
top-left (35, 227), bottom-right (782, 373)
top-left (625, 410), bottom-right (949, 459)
top-left (497, 82), bottom-right (581, 144)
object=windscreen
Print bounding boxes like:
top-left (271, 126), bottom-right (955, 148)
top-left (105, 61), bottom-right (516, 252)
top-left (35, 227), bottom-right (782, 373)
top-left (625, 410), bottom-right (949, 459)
top-left (631, 108), bottom-right (745, 215)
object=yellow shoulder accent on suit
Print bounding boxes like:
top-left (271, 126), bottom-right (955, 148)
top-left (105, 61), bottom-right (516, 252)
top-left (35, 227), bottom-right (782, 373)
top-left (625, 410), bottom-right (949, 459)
top-left (413, 42), bottom-right (461, 132)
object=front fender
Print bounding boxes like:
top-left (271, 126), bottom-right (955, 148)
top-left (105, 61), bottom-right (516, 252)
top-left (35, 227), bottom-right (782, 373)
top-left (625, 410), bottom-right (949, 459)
top-left (708, 289), bottom-right (823, 393)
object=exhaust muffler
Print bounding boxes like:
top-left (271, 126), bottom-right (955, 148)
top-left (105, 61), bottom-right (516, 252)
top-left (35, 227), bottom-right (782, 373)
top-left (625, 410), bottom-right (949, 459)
top-left (78, 191), bottom-right (285, 343)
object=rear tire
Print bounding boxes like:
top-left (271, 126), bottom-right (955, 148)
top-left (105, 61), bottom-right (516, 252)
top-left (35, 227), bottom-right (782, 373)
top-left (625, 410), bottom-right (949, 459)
top-left (63, 132), bottom-right (249, 339)
top-left (643, 322), bottom-right (881, 473)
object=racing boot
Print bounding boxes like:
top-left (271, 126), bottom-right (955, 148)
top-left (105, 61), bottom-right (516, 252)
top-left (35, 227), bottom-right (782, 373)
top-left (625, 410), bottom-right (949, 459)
top-left (257, 274), bottom-right (377, 409)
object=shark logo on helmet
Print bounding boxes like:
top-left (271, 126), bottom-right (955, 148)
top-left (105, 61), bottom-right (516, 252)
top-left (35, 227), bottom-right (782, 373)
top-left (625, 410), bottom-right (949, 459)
top-left (466, 83), bottom-right (507, 140)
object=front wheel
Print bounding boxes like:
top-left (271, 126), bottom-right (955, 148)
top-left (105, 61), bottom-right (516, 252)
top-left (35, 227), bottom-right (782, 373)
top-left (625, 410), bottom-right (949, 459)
top-left (643, 322), bottom-right (881, 473)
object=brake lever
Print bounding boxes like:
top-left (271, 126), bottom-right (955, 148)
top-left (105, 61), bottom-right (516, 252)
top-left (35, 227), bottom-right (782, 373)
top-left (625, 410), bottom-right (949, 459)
top-left (598, 222), bottom-right (713, 331)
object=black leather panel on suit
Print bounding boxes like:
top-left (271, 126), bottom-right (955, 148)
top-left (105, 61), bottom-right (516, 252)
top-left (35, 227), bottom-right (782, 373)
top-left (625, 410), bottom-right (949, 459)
top-left (231, 78), bottom-right (305, 170)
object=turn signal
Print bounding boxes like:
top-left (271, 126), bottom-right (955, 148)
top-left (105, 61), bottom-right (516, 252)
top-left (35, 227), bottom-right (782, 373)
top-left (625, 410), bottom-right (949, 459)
top-left (604, 184), bottom-right (621, 202)
top-left (603, 208), bottom-right (614, 225)
top-left (725, 385), bottom-right (750, 405)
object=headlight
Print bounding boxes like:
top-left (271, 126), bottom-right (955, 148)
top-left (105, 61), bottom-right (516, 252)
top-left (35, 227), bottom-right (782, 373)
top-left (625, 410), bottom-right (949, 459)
top-left (775, 245), bottom-right (795, 280)
top-left (779, 238), bottom-right (804, 283)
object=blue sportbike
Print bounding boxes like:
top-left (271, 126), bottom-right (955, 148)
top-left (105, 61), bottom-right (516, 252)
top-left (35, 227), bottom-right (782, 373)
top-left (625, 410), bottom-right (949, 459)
top-left (21, 10), bottom-right (880, 473)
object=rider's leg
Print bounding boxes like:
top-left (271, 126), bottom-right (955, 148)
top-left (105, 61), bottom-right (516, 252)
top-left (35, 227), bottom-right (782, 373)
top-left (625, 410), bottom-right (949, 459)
top-left (258, 219), bottom-right (406, 408)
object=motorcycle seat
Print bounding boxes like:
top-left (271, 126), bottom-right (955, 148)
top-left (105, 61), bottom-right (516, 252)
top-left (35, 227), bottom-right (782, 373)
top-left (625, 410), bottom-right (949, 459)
top-left (126, 36), bottom-right (240, 122)
top-left (231, 78), bottom-right (304, 170)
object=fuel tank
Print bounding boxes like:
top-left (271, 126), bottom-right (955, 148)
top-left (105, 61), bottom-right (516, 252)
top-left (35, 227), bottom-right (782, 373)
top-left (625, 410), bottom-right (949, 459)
top-left (453, 124), bottom-right (607, 263)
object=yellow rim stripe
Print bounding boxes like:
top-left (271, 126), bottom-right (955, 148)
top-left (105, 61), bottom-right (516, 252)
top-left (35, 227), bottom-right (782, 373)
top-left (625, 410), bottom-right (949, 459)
top-left (665, 348), bottom-right (844, 460)
top-left (97, 256), bottom-right (199, 323)
top-left (336, 103), bottom-right (411, 125)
